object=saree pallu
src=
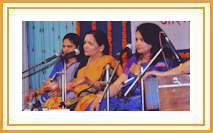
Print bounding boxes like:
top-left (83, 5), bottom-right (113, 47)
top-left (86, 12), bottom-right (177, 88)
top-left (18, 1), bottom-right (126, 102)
top-left (74, 55), bottom-right (123, 111)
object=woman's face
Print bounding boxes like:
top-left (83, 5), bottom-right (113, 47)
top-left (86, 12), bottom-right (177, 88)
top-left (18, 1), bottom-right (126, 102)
top-left (83, 34), bottom-right (104, 57)
top-left (62, 39), bottom-right (77, 54)
top-left (135, 31), bottom-right (152, 55)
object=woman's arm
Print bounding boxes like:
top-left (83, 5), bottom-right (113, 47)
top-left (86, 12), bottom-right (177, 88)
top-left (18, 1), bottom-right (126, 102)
top-left (43, 81), bottom-right (76, 93)
top-left (143, 60), bottom-right (190, 79)
top-left (72, 76), bottom-right (103, 91)
top-left (24, 78), bottom-right (52, 106)
top-left (89, 73), bottom-right (128, 111)
top-left (108, 73), bottom-right (128, 97)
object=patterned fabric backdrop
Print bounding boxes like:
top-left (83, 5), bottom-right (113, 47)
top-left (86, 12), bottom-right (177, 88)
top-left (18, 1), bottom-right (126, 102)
top-left (25, 21), bottom-right (77, 91)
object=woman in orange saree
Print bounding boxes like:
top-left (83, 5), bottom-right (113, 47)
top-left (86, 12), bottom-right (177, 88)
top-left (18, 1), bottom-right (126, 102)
top-left (44, 30), bottom-right (122, 110)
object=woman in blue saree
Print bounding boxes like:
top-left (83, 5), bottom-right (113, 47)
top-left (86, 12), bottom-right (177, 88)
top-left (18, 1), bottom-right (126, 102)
top-left (87, 23), bottom-right (174, 111)
top-left (24, 33), bottom-right (84, 108)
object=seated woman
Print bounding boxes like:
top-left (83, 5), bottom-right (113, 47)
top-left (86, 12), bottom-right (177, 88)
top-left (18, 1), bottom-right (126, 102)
top-left (87, 23), bottom-right (174, 111)
top-left (24, 33), bottom-right (84, 108)
top-left (44, 30), bottom-right (123, 110)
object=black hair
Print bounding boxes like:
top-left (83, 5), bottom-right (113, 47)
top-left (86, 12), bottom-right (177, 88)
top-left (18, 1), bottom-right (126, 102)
top-left (62, 33), bottom-right (84, 62)
top-left (84, 30), bottom-right (109, 55)
top-left (135, 23), bottom-right (172, 63)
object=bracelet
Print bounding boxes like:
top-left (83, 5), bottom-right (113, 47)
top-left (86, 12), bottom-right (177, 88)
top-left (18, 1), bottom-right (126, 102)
top-left (96, 93), bottom-right (102, 98)
top-left (179, 63), bottom-right (186, 74)
top-left (100, 81), bottom-right (107, 86)
top-left (135, 72), bottom-right (140, 76)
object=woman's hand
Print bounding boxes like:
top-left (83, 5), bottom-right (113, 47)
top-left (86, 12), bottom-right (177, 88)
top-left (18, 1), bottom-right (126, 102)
top-left (48, 90), bottom-right (62, 98)
top-left (43, 81), bottom-right (59, 92)
top-left (90, 95), bottom-right (101, 111)
top-left (43, 80), bottom-right (51, 86)
top-left (129, 63), bottom-right (141, 75)
top-left (24, 93), bottom-right (34, 106)
top-left (143, 70), bottom-right (166, 79)
top-left (69, 82), bottom-right (76, 91)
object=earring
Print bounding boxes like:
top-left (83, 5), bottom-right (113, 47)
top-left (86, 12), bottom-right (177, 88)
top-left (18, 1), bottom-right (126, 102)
top-left (100, 49), bottom-right (103, 52)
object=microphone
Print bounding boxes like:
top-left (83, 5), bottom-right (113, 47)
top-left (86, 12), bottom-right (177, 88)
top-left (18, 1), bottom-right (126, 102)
top-left (161, 32), bottom-right (184, 63)
top-left (116, 44), bottom-right (132, 57)
top-left (62, 49), bottom-right (80, 58)
top-left (42, 52), bottom-right (62, 64)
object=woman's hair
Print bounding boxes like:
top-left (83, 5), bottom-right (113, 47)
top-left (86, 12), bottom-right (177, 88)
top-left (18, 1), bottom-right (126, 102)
top-left (136, 23), bottom-right (172, 63)
top-left (62, 33), bottom-right (84, 62)
top-left (85, 30), bottom-right (109, 55)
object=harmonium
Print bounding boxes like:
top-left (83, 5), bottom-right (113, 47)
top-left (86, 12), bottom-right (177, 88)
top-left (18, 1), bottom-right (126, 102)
top-left (144, 74), bottom-right (190, 111)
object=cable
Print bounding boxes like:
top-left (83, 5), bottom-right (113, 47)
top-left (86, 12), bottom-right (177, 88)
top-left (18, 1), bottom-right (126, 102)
top-left (22, 90), bottom-right (36, 94)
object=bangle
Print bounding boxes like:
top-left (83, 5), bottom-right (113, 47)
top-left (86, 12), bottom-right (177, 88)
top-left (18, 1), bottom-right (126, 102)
top-left (135, 72), bottom-right (140, 76)
top-left (96, 93), bottom-right (102, 98)
top-left (100, 81), bottom-right (106, 86)
top-left (179, 63), bottom-right (186, 74)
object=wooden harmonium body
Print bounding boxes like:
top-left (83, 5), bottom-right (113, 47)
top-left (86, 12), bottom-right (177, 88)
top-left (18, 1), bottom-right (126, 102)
top-left (144, 75), bottom-right (190, 111)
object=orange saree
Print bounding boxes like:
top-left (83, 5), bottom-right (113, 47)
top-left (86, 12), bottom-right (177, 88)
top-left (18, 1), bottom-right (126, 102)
top-left (74, 55), bottom-right (122, 111)
top-left (44, 55), bottom-right (122, 110)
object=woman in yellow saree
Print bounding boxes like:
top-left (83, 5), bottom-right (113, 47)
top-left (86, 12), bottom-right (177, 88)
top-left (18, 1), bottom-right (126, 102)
top-left (44, 30), bottom-right (123, 110)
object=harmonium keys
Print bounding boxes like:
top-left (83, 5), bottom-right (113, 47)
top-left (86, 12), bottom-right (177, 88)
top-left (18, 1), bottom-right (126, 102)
top-left (144, 75), bottom-right (190, 111)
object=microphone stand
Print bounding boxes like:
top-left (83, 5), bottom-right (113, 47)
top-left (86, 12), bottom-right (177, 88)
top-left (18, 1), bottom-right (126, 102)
top-left (22, 54), bottom-right (60, 74)
top-left (124, 48), bottom-right (163, 97)
top-left (162, 32), bottom-right (184, 64)
top-left (140, 67), bottom-right (145, 111)
top-left (99, 59), bottom-right (121, 110)
top-left (48, 60), bottom-right (67, 109)
top-left (105, 64), bottom-right (110, 111)
top-left (61, 60), bottom-right (67, 109)
top-left (22, 62), bottom-right (45, 74)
